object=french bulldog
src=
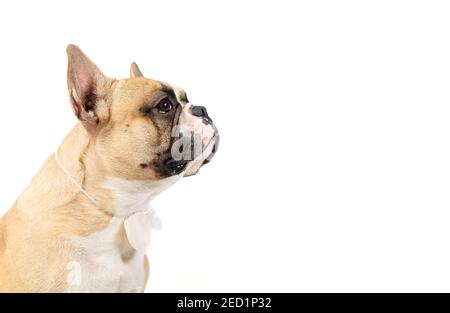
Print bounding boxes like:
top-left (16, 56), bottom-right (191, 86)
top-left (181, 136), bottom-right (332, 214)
top-left (0, 45), bottom-right (218, 292)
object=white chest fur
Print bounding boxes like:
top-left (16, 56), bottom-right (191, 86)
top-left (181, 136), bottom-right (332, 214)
top-left (65, 177), bottom-right (176, 293)
top-left (66, 217), bottom-right (146, 293)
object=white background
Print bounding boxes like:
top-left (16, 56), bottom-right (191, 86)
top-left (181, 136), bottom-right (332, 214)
top-left (0, 0), bottom-right (450, 292)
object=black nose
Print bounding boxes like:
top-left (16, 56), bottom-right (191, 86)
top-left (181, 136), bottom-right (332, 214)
top-left (191, 106), bottom-right (209, 118)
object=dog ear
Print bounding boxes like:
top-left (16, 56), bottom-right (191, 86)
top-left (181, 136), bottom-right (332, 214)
top-left (66, 45), bottom-right (110, 130)
top-left (130, 62), bottom-right (144, 78)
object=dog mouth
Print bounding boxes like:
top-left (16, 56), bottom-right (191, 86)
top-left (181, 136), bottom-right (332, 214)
top-left (163, 158), bottom-right (188, 176)
top-left (160, 132), bottom-right (218, 177)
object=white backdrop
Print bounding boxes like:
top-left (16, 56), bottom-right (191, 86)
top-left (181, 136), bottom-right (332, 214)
top-left (0, 0), bottom-right (450, 292)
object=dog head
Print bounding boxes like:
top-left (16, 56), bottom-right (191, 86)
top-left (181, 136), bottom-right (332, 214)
top-left (66, 45), bottom-right (218, 184)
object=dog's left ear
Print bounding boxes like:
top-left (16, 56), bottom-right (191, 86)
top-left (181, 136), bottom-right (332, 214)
top-left (67, 44), bottom-right (111, 131)
top-left (130, 62), bottom-right (144, 78)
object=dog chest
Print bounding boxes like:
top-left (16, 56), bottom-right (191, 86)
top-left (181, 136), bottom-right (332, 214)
top-left (65, 218), bottom-right (147, 293)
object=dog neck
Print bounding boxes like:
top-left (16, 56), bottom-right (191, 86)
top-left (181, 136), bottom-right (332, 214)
top-left (54, 124), bottom-right (116, 217)
top-left (16, 123), bottom-right (171, 237)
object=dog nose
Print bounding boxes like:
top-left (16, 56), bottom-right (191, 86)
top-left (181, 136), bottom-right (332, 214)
top-left (191, 106), bottom-right (209, 118)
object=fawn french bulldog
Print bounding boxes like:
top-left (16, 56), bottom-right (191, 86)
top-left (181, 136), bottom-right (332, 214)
top-left (0, 45), bottom-right (219, 292)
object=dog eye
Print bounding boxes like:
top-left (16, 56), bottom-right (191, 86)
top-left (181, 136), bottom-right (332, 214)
top-left (155, 98), bottom-right (173, 114)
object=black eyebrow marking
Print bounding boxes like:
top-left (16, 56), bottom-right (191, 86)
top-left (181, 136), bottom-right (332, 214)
top-left (160, 84), bottom-right (178, 101)
top-left (161, 83), bottom-right (188, 103)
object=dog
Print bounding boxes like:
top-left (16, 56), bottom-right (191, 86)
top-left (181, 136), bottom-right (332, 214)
top-left (0, 45), bottom-right (218, 292)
